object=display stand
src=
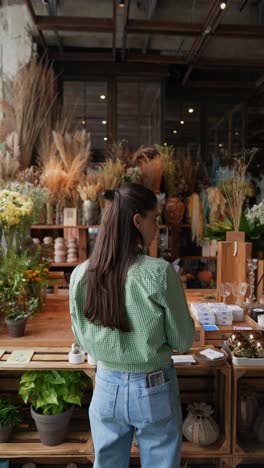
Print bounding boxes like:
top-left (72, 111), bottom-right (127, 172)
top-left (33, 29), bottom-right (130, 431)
top-left (231, 365), bottom-right (264, 467)
top-left (217, 232), bottom-right (252, 303)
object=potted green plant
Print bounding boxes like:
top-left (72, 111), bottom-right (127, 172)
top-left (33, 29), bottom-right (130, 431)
top-left (19, 370), bottom-right (91, 446)
top-left (0, 397), bottom-right (22, 442)
top-left (0, 254), bottom-right (39, 337)
top-left (68, 342), bottom-right (85, 364)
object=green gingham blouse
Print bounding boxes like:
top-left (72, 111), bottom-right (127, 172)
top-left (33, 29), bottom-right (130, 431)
top-left (69, 255), bottom-right (194, 373)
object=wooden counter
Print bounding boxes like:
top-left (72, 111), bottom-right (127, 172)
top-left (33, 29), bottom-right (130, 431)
top-left (185, 289), bottom-right (263, 346)
top-left (1, 289), bottom-right (262, 349)
top-left (0, 295), bottom-right (74, 348)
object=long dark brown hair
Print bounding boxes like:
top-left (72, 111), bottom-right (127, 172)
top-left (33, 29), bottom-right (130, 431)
top-left (84, 183), bottom-right (157, 331)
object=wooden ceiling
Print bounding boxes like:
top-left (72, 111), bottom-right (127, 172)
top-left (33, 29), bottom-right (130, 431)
top-left (25, 0), bottom-right (264, 89)
top-left (23, 0), bottom-right (264, 154)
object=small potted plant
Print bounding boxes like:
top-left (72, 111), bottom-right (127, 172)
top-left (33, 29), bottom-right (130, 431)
top-left (0, 397), bottom-right (22, 442)
top-left (0, 254), bottom-right (39, 337)
top-left (68, 342), bottom-right (85, 364)
top-left (19, 370), bottom-right (91, 446)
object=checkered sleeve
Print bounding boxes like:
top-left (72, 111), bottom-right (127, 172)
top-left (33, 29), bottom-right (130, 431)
top-left (160, 264), bottom-right (194, 352)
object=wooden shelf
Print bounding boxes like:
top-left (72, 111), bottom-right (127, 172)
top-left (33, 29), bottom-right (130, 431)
top-left (180, 256), bottom-right (217, 260)
top-left (232, 365), bottom-right (264, 467)
top-left (51, 262), bottom-right (80, 267)
top-left (31, 225), bottom-right (99, 229)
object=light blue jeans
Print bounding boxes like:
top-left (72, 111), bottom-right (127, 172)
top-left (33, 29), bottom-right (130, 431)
top-left (89, 365), bottom-right (182, 468)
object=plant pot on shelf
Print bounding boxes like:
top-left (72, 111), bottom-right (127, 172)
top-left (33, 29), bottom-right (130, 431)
top-left (30, 405), bottom-right (74, 446)
top-left (0, 423), bottom-right (13, 442)
top-left (5, 317), bottom-right (27, 337)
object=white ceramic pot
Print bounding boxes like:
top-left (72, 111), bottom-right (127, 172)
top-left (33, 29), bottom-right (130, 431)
top-left (68, 350), bottom-right (85, 364)
top-left (87, 355), bottom-right (97, 365)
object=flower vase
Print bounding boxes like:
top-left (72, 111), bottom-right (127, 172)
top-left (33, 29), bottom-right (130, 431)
top-left (55, 201), bottom-right (64, 225)
top-left (82, 200), bottom-right (100, 225)
top-left (46, 202), bottom-right (54, 225)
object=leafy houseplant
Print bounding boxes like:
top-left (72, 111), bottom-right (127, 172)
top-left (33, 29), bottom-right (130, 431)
top-left (19, 370), bottom-right (92, 446)
top-left (0, 253), bottom-right (39, 337)
top-left (205, 209), bottom-right (264, 258)
top-left (0, 397), bottom-right (22, 442)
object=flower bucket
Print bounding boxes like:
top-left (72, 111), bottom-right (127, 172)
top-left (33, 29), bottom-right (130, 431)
top-left (82, 200), bottom-right (100, 225)
top-left (5, 318), bottom-right (27, 338)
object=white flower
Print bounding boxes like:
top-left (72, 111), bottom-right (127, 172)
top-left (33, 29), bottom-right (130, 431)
top-left (246, 200), bottom-right (264, 226)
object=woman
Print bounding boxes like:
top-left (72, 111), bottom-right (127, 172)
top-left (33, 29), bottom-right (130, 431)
top-left (69, 183), bottom-right (194, 468)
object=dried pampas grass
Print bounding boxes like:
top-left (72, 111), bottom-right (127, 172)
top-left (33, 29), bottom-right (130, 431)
top-left (53, 130), bottom-right (91, 172)
top-left (40, 156), bottom-right (67, 202)
top-left (0, 132), bottom-right (20, 180)
top-left (217, 149), bottom-right (257, 231)
top-left (13, 56), bottom-right (57, 169)
top-left (106, 140), bottom-right (131, 167)
top-left (99, 159), bottom-right (124, 190)
top-left (140, 156), bottom-right (164, 193)
top-left (37, 101), bottom-right (72, 164)
top-left (77, 177), bottom-right (103, 202)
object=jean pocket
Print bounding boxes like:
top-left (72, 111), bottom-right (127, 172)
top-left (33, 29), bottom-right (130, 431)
top-left (89, 375), bottom-right (118, 421)
top-left (137, 380), bottom-right (175, 424)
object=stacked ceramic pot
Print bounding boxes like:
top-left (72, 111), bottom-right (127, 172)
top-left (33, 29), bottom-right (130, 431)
top-left (42, 236), bottom-right (54, 262)
top-left (66, 238), bottom-right (79, 264)
top-left (54, 237), bottom-right (66, 263)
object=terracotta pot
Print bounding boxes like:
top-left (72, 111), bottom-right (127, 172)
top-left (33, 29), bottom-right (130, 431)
top-left (165, 197), bottom-right (185, 226)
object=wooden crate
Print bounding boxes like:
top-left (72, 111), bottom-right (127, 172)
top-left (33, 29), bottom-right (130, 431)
top-left (192, 317), bottom-right (205, 347)
top-left (0, 348), bottom-right (95, 464)
top-left (231, 365), bottom-right (264, 468)
top-left (204, 315), bottom-right (263, 347)
top-left (0, 348), bottom-right (231, 465)
top-left (130, 361), bottom-right (231, 462)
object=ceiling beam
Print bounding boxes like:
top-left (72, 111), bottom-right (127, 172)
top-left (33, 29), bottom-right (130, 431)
top-left (182, 0), bottom-right (232, 85)
top-left (121, 0), bottom-right (131, 61)
top-left (49, 50), bottom-right (264, 72)
top-left (188, 80), bottom-right (254, 89)
top-left (126, 19), bottom-right (264, 38)
top-left (36, 16), bottom-right (114, 33)
top-left (112, 0), bottom-right (117, 60)
top-left (24, 0), bottom-right (47, 50)
top-left (196, 58), bottom-right (264, 70)
top-left (44, 0), bottom-right (63, 53)
top-left (142, 0), bottom-right (158, 55)
top-left (50, 51), bottom-right (114, 61)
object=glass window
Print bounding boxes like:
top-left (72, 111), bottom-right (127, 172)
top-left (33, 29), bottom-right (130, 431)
top-left (117, 80), bottom-right (161, 150)
top-left (63, 81), bottom-right (108, 157)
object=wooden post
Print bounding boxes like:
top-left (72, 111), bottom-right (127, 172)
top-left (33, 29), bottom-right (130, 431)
top-left (217, 232), bottom-right (252, 303)
top-left (257, 260), bottom-right (264, 303)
